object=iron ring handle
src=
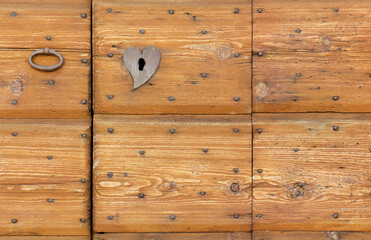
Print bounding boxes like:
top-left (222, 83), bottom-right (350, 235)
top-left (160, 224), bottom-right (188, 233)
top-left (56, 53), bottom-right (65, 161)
top-left (28, 48), bottom-right (64, 72)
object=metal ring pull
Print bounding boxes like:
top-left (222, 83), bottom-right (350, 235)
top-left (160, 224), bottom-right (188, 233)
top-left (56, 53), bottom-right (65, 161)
top-left (28, 48), bottom-right (64, 71)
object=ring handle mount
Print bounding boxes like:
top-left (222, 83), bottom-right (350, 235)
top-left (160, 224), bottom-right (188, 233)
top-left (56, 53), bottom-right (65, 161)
top-left (28, 48), bottom-right (64, 72)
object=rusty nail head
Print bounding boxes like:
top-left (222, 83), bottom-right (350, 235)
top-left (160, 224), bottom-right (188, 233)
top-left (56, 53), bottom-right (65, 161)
top-left (47, 80), bottom-right (54, 85)
top-left (47, 155), bottom-right (53, 160)
top-left (107, 215), bottom-right (114, 220)
top-left (11, 219), bottom-right (18, 223)
top-left (257, 8), bottom-right (263, 13)
top-left (169, 215), bottom-right (176, 220)
top-left (333, 96), bottom-right (339, 101)
top-left (12, 99), bottom-right (17, 105)
top-left (80, 218), bottom-right (87, 223)
top-left (139, 150), bottom-right (146, 155)
top-left (201, 73), bottom-right (208, 78)
top-left (234, 97), bottom-right (240, 102)
top-left (81, 134), bottom-right (87, 138)
top-left (12, 132), bottom-right (18, 137)
top-left (332, 126), bottom-right (339, 131)
top-left (11, 11), bottom-right (17, 16)
top-left (107, 95), bottom-right (114, 99)
top-left (234, 53), bottom-right (240, 57)
top-left (138, 193), bottom-right (145, 198)
top-left (46, 36), bottom-right (52, 40)
top-left (257, 169), bottom-right (263, 173)
top-left (234, 8), bottom-right (240, 14)
top-left (256, 214), bottom-right (262, 218)
top-left (233, 168), bottom-right (239, 173)
top-left (201, 30), bottom-right (208, 34)
top-left (333, 213), bottom-right (339, 218)
top-left (234, 214), bottom-right (240, 219)
top-left (107, 53), bottom-right (113, 57)
top-left (333, 8), bottom-right (339, 12)
top-left (169, 129), bottom-right (176, 134)
top-left (80, 179), bottom-right (87, 183)
top-left (107, 8), bottom-right (112, 13)
top-left (233, 128), bottom-right (240, 133)
top-left (81, 99), bottom-right (87, 104)
top-left (256, 128), bottom-right (263, 133)
top-left (168, 96), bottom-right (176, 101)
top-left (81, 13), bottom-right (87, 18)
top-left (294, 148), bottom-right (299, 152)
top-left (81, 59), bottom-right (88, 63)
top-left (47, 198), bottom-right (54, 203)
top-left (203, 148), bottom-right (208, 153)
top-left (296, 73), bottom-right (302, 77)
top-left (108, 128), bottom-right (114, 133)
top-left (257, 51), bottom-right (263, 57)
top-left (230, 183), bottom-right (240, 192)
top-left (169, 10), bottom-right (175, 14)
top-left (107, 172), bottom-right (113, 178)
top-left (139, 29), bottom-right (146, 34)
top-left (296, 29), bottom-right (302, 34)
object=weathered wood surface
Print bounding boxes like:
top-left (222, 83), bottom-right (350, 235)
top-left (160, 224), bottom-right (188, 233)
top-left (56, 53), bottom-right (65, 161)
top-left (93, 115), bottom-right (251, 232)
top-left (253, 0), bottom-right (371, 112)
top-left (94, 0), bottom-right (251, 114)
top-left (0, 237), bottom-right (90, 240)
top-left (0, 51), bottom-right (90, 118)
top-left (1, 0), bottom-right (90, 50)
top-left (253, 231), bottom-right (371, 240)
top-left (253, 114), bottom-right (371, 231)
top-left (94, 232), bottom-right (250, 240)
top-left (0, 119), bottom-right (91, 235)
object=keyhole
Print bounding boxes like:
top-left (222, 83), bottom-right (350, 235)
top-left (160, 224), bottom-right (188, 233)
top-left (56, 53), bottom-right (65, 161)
top-left (138, 58), bottom-right (145, 71)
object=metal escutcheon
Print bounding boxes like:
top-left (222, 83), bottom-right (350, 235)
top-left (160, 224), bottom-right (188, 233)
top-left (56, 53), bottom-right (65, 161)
top-left (28, 48), bottom-right (64, 71)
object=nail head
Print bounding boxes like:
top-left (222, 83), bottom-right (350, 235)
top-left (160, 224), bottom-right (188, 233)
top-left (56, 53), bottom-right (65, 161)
top-left (81, 13), bottom-right (87, 18)
top-left (107, 95), bottom-right (114, 99)
top-left (108, 128), bottom-right (114, 133)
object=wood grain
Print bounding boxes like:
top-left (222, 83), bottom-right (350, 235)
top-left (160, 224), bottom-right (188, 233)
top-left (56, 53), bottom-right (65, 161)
top-left (93, 0), bottom-right (251, 114)
top-left (94, 232), bottom-right (250, 240)
top-left (0, 237), bottom-right (90, 240)
top-left (253, 231), bottom-right (371, 240)
top-left (0, 0), bottom-right (90, 50)
top-left (0, 50), bottom-right (90, 118)
top-left (253, 0), bottom-right (371, 112)
top-left (93, 115), bottom-right (251, 232)
top-left (253, 114), bottom-right (371, 231)
top-left (0, 119), bottom-right (91, 235)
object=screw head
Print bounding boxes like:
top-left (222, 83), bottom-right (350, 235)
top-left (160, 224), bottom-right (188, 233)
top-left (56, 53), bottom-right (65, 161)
top-left (107, 172), bottom-right (113, 178)
top-left (139, 29), bottom-right (146, 34)
top-left (169, 129), bottom-right (176, 134)
top-left (233, 128), bottom-right (240, 133)
top-left (138, 193), bottom-right (145, 198)
top-left (168, 10), bottom-right (175, 14)
top-left (256, 214), bottom-right (262, 218)
top-left (107, 215), bottom-right (114, 220)
top-left (168, 96), bottom-right (176, 102)
top-left (81, 134), bottom-right (87, 138)
top-left (10, 11), bottom-right (17, 17)
top-left (81, 99), bottom-right (87, 104)
top-left (200, 191), bottom-right (206, 196)
top-left (107, 95), bottom-right (114, 99)
top-left (333, 213), bottom-right (339, 218)
top-left (233, 168), bottom-right (239, 173)
top-left (139, 150), bottom-right (146, 155)
top-left (234, 8), bottom-right (240, 14)
top-left (81, 59), bottom-right (88, 63)
top-left (47, 198), bottom-right (54, 203)
top-left (108, 128), bottom-right (114, 133)
top-left (201, 30), bottom-right (208, 34)
top-left (257, 51), bottom-right (263, 57)
top-left (12, 132), bottom-right (18, 137)
top-left (11, 219), bottom-right (18, 223)
top-left (107, 53), bottom-right (113, 57)
top-left (201, 73), bottom-right (208, 78)
top-left (169, 215), bottom-right (176, 220)
top-left (234, 97), bottom-right (240, 102)
top-left (257, 8), bottom-right (263, 13)
top-left (234, 214), bottom-right (240, 219)
top-left (257, 169), bottom-right (263, 173)
top-left (81, 13), bottom-right (87, 18)
top-left (80, 218), bottom-right (87, 223)
top-left (202, 148), bottom-right (208, 153)
top-left (234, 53), bottom-right (240, 57)
top-left (12, 99), bottom-right (17, 105)
top-left (46, 36), bottom-right (52, 40)
top-left (47, 155), bottom-right (53, 160)
top-left (296, 28), bottom-right (302, 34)
top-left (256, 128), bottom-right (263, 133)
top-left (80, 179), bottom-right (87, 183)
top-left (296, 73), bottom-right (302, 77)
top-left (107, 8), bottom-right (112, 13)
top-left (47, 80), bottom-right (55, 85)
top-left (333, 8), bottom-right (339, 12)
top-left (332, 126), bottom-right (339, 131)
top-left (333, 96), bottom-right (339, 101)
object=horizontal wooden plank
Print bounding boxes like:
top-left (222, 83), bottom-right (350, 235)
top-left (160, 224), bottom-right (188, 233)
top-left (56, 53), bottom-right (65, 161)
top-left (93, 0), bottom-right (251, 114)
top-left (93, 115), bottom-right (251, 232)
top-left (253, 0), bottom-right (371, 53)
top-left (253, 114), bottom-right (371, 231)
top-left (0, 50), bottom-right (90, 118)
top-left (0, 237), bottom-right (90, 240)
top-left (253, 231), bottom-right (371, 240)
top-left (0, 119), bottom-right (91, 235)
top-left (0, 0), bottom-right (90, 50)
top-left (253, 52), bottom-right (371, 112)
top-left (94, 232), bottom-right (250, 240)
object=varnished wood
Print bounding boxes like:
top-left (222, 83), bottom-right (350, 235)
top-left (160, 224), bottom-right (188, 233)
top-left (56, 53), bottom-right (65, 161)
top-left (253, 0), bottom-right (371, 112)
top-left (0, 119), bottom-right (91, 235)
top-left (0, 51), bottom-right (90, 118)
top-left (0, 0), bottom-right (91, 50)
top-left (93, 115), bottom-right (251, 232)
top-left (0, 237), bottom-right (90, 240)
top-left (93, 0), bottom-right (251, 114)
top-left (253, 114), bottom-right (371, 231)
top-left (94, 232), bottom-right (250, 240)
top-left (253, 231), bottom-right (371, 240)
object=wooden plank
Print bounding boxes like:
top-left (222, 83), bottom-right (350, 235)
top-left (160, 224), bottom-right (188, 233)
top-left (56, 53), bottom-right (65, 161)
top-left (0, 119), bottom-right (91, 235)
top-left (0, 0), bottom-right (90, 50)
top-left (94, 232), bottom-right (251, 240)
top-left (93, 115), bottom-right (251, 232)
top-left (0, 237), bottom-right (90, 240)
top-left (0, 50), bottom-right (90, 118)
top-left (253, 114), bottom-right (371, 231)
top-left (253, 231), bottom-right (371, 240)
top-left (93, 0), bottom-right (251, 114)
top-left (253, 0), bottom-right (371, 112)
